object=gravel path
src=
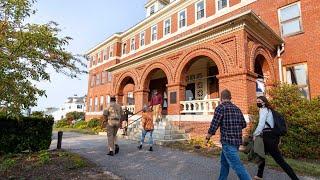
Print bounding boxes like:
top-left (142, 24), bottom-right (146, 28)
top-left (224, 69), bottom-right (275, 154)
top-left (50, 132), bottom-right (317, 180)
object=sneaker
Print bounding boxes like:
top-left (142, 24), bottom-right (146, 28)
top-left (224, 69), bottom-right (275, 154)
top-left (115, 144), bottom-right (119, 154)
top-left (253, 176), bottom-right (263, 180)
top-left (107, 151), bottom-right (114, 156)
top-left (149, 147), bottom-right (153, 151)
top-left (137, 145), bottom-right (142, 150)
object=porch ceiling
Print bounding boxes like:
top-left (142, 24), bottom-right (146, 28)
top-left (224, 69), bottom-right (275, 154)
top-left (107, 10), bottom-right (284, 73)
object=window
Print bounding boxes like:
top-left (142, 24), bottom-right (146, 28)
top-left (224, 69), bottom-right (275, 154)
top-left (77, 105), bottom-right (82, 109)
top-left (150, 5), bottom-right (155, 15)
top-left (127, 92), bottom-right (134, 105)
top-left (94, 97), bottom-right (98, 111)
top-left (217, 0), bottom-right (228, 11)
top-left (89, 56), bottom-right (93, 68)
top-left (97, 52), bottom-right (101, 63)
top-left (122, 43), bottom-right (127, 55)
top-left (100, 96), bottom-right (104, 111)
top-left (140, 32), bottom-right (145, 46)
top-left (106, 95), bottom-right (110, 104)
top-left (151, 25), bottom-right (157, 41)
top-left (196, 1), bottom-right (205, 20)
top-left (103, 50), bottom-right (108, 61)
top-left (107, 72), bottom-right (112, 82)
top-left (130, 38), bottom-right (135, 51)
top-left (109, 46), bottom-right (113, 58)
top-left (89, 98), bottom-right (92, 111)
top-left (278, 2), bottom-right (303, 37)
top-left (179, 10), bottom-right (186, 28)
top-left (96, 73), bottom-right (101, 85)
top-left (284, 63), bottom-right (309, 99)
top-left (90, 75), bottom-right (95, 87)
top-left (102, 71), bottom-right (108, 84)
top-left (164, 19), bottom-right (171, 35)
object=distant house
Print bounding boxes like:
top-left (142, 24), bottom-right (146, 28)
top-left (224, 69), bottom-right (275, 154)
top-left (44, 95), bottom-right (86, 121)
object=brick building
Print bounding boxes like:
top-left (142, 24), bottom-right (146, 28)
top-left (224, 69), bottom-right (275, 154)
top-left (85, 0), bottom-right (319, 137)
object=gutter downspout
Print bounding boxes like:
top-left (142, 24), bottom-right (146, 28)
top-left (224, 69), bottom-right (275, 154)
top-left (277, 43), bottom-right (285, 82)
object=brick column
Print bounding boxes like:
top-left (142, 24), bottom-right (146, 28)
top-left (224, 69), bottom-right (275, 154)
top-left (166, 83), bottom-right (186, 115)
top-left (134, 89), bottom-right (149, 114)
top-left (218, 72), bottom-right (256, 114)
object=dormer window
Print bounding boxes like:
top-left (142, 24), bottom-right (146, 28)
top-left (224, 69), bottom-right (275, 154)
top-left (150, 5), bottom-right (155, 15)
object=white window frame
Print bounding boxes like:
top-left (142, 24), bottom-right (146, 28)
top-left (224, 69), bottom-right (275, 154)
top-left (140, 31), bottom-right (145, 47)
top-left (178, 9), bottom-right (187, 29)
top-left (150, 5), bottom-right (155, 15)
top-left (122, 43), bottom-right (127, 55)
top-left (216, 0), bottom-right (229, 12)
top-left (195, 0), bottom-right (206, 21)
top-left (100, 96), bottom-right (104, 111)
top-left (163, 18), bottom-right (171, 36)
top-left (278, 2), bottom-right (303, 37)
top-left (109, 46), bottom-right (113, 58)
top-left (130, 38), bottom-right (135, 51)
top-left (103, 50), bottom-right (108, 61)
top-left (97, 52), bottom-right (101, 63)
top-left (151, 25), bottom-right (158, 42)
top-left (94, 97), bottom-right (98, 112)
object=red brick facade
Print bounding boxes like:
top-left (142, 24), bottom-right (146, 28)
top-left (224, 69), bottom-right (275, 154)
top-left (86, 0), bottom-right (320, 130)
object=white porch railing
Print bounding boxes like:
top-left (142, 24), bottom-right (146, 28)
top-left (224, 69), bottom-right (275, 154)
top-left (123, 105), bottom-right (135, 113)
top-left (180, 99), bottom-right (220, 114)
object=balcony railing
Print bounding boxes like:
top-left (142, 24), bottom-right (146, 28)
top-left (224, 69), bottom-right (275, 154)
top-left (180, 99), bottom-right (220, 114)
top-left (123, 105), bottom-right (135, 114)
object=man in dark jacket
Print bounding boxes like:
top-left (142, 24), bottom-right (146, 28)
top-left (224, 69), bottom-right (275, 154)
top-left (121, 106), bottom-right (133, 136)
top-left (206, 89), bottom-right (250, 180)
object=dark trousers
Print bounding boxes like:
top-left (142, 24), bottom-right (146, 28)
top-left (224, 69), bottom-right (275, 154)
top-left (257, 132), bottom-right (299, 180)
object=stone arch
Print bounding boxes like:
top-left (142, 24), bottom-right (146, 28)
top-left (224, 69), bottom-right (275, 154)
top-left (140, 62), bottom-right (173, 90)
top-left (174, 47), bottom-right (228, 84)
top-left (250, 45), bottom-right (276, 83)
top-left (114, 71), bottom-right (139, 95)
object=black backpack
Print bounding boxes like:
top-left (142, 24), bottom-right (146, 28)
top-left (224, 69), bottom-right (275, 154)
top-left (266, 110), bottom-right (287, 136)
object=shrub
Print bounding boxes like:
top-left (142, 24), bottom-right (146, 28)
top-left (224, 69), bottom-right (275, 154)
top-left (87, 118), bottom-right (101, 128)
top-left (54, 119), bottom-right (70, 128)
top-left (0, 116), bottom-right (54, 153)
top-left (250, 83), bottom-right (320, 159)
top-left (73, 120), bottom-right (88, 129)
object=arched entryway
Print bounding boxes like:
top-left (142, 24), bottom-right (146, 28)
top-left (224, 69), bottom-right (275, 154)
top-left (178, 56), bottom-right (220, 115)
top-left (116, 76), bottom-right (136, 109)
top-left (254, 54), bottom-right (270, 97)
top-left (143, 68), bottom-right (169, 114)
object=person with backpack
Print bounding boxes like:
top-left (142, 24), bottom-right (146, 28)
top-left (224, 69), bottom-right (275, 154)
top-left (253, 96), bottom-right (299, 180)
top-left (103, 96), bottom-right (123, 156)
top-left (206, 89), bottom-right (251, 180)
top-left (121, 106), bottom-right (133, 136)
top-left (138, 105), bottom-right (154, 151)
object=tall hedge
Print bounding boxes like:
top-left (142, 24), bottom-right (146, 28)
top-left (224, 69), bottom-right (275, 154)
top-left (250, 84), bottom-right (320, 159)
top-left (0, 116), bottom-right (54, 153)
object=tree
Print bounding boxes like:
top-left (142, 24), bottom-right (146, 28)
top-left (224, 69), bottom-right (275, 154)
top-left (30, 110), bottom-right (44, 117)
top-left (0, 0), bottom-right (87, 117)
top-left (66, 111), bottom-right (85, 122)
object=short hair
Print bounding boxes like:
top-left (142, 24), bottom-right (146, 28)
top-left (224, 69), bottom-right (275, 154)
top-left (110, 96), bottom-right (116, 102)
top-left (142, 105), bottom-right (149, 112)
top-left (221, 89), bottom-right (231, 100)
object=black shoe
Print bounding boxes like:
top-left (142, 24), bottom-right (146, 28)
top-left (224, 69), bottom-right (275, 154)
top-left (137, 145), bottom-right (142, 150)
top-left (107, 151), bottom-right (114, 156)
top-left (115, 144), bottom-right (119, 154)
top-left (149, 147), bottom-right (153, 151)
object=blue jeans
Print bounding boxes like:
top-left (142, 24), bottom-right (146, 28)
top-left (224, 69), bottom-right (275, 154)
top-left (218, 143), bottom-right (251, 180)
top-left (140, 130), bottom-right (153, 146)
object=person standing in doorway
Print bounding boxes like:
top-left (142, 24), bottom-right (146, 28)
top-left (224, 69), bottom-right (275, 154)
top-left (138, 105), bottom-right (154, 151)
top-left (103, 96), bottom-right (123, 156)
top-left (150, 89), bottom-right (163, 122)
top-left (253, 96), bottom-right (299, 180)
top-left (206, 89), bottom-right (250, 180)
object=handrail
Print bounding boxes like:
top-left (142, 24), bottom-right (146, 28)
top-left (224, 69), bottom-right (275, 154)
top-left (125, 116), bottom-right (142, 128)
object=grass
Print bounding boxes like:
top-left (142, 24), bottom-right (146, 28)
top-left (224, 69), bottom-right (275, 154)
top-left (164, 139), bottom-right (320, 178)
top-left (53, 127), bottom-right (98, 135)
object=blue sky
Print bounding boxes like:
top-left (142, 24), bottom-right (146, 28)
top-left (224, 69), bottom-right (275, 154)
top-left (31, 0), bottom-right (146, 111)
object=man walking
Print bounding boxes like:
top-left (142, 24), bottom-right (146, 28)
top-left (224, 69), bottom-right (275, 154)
top-left (121, 106), bottom-right (133, 136)
top-left (103, 96), bottom-right (123, 156)
top-left (150, 89), bottom-right (163, 122)
top-left (206, 89), bottom-right (250, 180)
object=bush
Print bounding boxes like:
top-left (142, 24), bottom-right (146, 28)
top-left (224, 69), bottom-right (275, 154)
top-left (250, 83), bottom-right (320, 159)
top-left (73, 120), bottom-right (88, 129)
top-left (87, 118), bottom-right (101, 128)
top-left (0, 116), bottom-right (54, 153)
top-left (54, 119), bottom-right (70, 128)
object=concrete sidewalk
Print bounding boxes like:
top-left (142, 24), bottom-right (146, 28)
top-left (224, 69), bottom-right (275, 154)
top-left (50, 132), bottom-right (316, 180)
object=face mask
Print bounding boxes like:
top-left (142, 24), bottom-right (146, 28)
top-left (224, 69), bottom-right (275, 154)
top-left (257, 103), bottom-right (263, 108)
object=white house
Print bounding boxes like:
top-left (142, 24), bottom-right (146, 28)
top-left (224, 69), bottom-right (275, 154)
top-left (44, 95), bottom-right (86, 121)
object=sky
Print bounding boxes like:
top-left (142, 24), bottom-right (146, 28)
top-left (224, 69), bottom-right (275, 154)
top-left (30, 0), bottom-right (146, 111)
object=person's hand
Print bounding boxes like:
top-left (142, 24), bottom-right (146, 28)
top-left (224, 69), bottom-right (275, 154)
top-left (253, 136), bottom-right (256, 141)
top-left (205, 134), bottom-right (212, 141)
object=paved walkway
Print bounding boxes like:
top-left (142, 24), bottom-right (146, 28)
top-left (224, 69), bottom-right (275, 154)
top-left (50, 132), bottom-right (316, 180)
